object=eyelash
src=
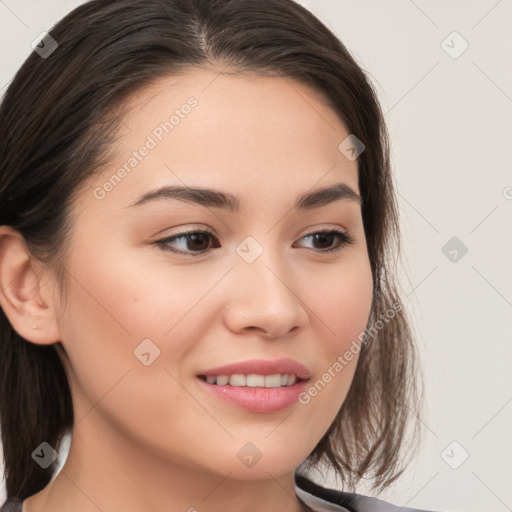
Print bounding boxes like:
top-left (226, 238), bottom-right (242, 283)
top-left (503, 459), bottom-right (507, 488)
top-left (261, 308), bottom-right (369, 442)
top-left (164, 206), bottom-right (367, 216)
top-left (154, 228), bottom-right (354, 257)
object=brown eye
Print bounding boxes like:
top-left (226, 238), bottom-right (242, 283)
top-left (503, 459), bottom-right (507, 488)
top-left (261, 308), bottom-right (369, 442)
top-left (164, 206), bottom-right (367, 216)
top-left (155, 230), bottom-right (219, 256)
top-left (294, 230), bottom-right (353, 253)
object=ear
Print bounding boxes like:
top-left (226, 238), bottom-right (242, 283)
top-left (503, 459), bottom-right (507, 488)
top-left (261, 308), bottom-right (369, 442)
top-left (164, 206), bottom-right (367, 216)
top-left (0, 226), bottom-right (62, 345)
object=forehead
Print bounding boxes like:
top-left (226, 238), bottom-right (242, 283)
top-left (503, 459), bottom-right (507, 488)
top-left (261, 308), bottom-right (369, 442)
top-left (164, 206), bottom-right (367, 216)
top-left (81, 67), bottom-right (359, 212)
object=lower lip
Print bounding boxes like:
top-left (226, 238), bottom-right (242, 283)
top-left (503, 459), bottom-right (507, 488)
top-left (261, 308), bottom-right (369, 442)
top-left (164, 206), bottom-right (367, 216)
top-left (197, 378), bottom-right (308, 413)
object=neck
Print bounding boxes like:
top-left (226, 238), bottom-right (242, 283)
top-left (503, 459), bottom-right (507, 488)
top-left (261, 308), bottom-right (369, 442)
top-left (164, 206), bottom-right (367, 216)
top-left (23, 409), bottom-right (307, 512)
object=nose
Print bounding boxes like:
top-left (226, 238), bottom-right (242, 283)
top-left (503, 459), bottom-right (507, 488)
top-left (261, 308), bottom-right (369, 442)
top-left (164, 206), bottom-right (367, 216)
top-left (223, 251), bottom-right (309, 339)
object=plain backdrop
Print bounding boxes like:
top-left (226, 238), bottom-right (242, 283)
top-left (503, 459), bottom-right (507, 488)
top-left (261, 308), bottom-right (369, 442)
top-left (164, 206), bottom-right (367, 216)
top-left (1, 1), bottom-right (511, 511)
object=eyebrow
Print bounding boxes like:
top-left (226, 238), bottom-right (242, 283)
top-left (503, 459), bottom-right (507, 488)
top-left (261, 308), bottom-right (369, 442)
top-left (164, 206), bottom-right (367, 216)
top-left (127, 182), bottom-right (362, 211)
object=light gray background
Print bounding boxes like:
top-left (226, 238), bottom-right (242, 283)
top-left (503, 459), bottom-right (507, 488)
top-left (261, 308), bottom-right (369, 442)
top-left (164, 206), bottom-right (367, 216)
top-left (1, 1), bottom-right (511, 511)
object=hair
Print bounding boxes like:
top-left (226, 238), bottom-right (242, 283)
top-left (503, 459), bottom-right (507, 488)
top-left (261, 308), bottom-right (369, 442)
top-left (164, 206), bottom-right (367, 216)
top-left (0, 0), bottom-right (421, 501)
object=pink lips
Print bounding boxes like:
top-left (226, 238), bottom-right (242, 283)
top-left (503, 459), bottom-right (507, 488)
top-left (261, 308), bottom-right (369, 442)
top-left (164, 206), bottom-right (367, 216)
top-left (198, 358), bottom-right (310, 379)
top-left (196, 358), bottom-right (310, 413)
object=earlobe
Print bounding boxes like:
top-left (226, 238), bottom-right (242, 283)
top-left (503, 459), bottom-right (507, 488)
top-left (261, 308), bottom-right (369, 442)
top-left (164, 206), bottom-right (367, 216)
top-left (0, 226), bottom-right (62, 345)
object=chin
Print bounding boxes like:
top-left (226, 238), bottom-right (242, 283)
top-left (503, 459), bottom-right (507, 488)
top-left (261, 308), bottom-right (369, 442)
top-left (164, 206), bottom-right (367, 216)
top-left (221, 441), bottom-right (311, 481)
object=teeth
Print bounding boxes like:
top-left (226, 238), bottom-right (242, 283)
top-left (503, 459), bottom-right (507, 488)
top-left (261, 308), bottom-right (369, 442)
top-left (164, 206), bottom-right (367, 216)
top-left (216, 375), bottom-right (229, 386)
top-left (203, 373), bottom-right (299, 387)
top-left (265, 374), bottom-right (282, 388)
top-left (246, 374), bottom-right (265, 387)
top-left (229, 374), bottom-right (246, 386)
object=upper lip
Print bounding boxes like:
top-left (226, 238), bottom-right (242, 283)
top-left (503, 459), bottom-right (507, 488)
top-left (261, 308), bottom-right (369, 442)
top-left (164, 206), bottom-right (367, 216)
top-left (197, 358), bottom-right (310, 380)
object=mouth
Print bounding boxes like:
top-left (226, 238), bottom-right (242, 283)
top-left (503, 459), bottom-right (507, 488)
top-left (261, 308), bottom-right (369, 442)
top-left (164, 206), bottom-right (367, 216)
top-left (197, 373), bottom-right (304, 387)
top-left (195, 359), bottom-right (310, 413)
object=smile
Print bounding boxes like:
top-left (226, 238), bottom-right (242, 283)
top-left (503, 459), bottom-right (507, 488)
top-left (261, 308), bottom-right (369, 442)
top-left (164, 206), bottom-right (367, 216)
top-left (195, 359), bottom-right (311, 413)
top-left (197, 373), bottom-right (300, 387)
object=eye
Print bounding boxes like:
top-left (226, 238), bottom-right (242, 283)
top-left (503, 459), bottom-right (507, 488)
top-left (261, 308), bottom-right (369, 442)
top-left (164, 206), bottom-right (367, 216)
top-left (154, 228), bottom-right (353, 256)
top-left (154, 229), bottom-right (220, 256)
top-left (294, 229), bottom-right (354, 253)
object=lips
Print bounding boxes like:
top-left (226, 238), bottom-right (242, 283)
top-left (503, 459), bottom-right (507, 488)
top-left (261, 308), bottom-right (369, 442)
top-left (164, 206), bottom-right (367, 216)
top-left (197, 358), bottom-right (310, 380)
top-left (196, 358), bottom-right (311, 413)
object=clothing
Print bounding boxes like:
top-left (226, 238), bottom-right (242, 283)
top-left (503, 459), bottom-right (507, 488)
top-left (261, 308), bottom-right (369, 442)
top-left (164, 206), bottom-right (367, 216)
top-left (295, 474), bottom-right (438, 511)
top-left (0, 474), bottom-right (439, 511)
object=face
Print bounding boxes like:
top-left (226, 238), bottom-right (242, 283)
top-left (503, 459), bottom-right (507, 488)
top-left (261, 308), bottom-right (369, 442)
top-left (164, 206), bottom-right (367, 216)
top-left (50, 67), bottom-right (373, 480)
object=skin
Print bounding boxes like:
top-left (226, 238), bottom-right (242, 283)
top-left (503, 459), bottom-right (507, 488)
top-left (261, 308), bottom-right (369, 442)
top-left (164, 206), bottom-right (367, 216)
top-left (0, 67), bottom-right (373, 512)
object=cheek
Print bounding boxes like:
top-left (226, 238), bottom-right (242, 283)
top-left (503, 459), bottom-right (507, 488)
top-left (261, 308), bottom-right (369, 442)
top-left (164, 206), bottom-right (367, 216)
top-left (56, 252), bottom-right (214, 450)
top-left (296, 255), bottom-right (373, 422)
top-left (56, 244), bottom-right (216, 401)
top-left (61, 238), bottom-right (204, 341)
top-left (311, 255), bottom-right (373, 357)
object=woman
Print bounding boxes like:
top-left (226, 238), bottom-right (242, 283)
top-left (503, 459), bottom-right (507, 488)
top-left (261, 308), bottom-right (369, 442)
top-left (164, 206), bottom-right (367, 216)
top-left (0, 1), bottom-right (432, 511)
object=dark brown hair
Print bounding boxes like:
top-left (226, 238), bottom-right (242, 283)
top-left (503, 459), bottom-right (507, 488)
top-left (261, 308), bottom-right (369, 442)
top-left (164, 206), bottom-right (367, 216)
top-left (0, 0), bottom-right (421, 501)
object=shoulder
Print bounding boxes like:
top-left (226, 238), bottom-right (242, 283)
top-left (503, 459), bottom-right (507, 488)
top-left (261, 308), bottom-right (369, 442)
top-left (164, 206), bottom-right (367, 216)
top-left (0, 497), bottom-right (23, 512)
top-left (295, 474), bottom-right (442, 512)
